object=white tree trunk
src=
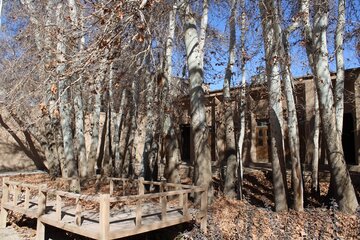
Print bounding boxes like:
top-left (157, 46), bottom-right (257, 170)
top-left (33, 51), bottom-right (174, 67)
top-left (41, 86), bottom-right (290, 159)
top-left (181, 3), bottom-right (213, 201)
top-left (142, 71), bottom-right (156, 180)
top-left (223, 0), bottom-right (237, 198)
top-left (260, 0), bottom-right (288, 212)
top-left (237, 0), bottom-right (246, 200)
top-left (68, 0), bottom-right (87, 178)
top-left (275, 3), bottom-right (303, 211)
top-left (56, 2), bottom-right (77, 178)
top-left (163, 4), bottom-right (180, 184)
top-left (312, 87), bottom-right (320, 194)
top-left (114, 89), bottom-right (127, 176)
top-left (312, 0), bottom-right (358, 213)
top-left (198, 0), bottom-right (208, 69)
top-left (335, 0), bottom-right (345, 135)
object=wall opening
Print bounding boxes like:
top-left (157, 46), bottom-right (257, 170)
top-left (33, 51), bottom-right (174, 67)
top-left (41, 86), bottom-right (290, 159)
top-left (180, 124), bottom-right (191, 163)
top-left (342, 113), bottom-right (356, 164)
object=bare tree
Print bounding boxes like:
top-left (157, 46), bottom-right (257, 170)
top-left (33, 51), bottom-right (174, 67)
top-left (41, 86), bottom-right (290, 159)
top-left (260, 0), bottom-right (288, 212)
top-left (180, 1), bottom-right (213, 201)
top-left (223, 0), bottom-right (237, 198)
top-left (303, 0), bottom-right (358, 213)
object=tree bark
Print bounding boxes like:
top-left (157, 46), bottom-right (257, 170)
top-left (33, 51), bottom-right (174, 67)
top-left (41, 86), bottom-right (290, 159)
top-left (198, 0), bottom-right (208, 69)
top-left (68, 0), bottom-right (87, 178)
top-left (142, 71), bottom-right (156, 181)
top-left (223, 0), bottom-right (237, 198)
top-left (114, 89), bottom-right (127, 177)
top-left (181, 2), bottom-right (213, 202)
top-left (260, 0), bottom-right (288, 212)
top-left (56, 1), bottom-right (77, 178)
top-left (88, 50), bottom-right (109, 177)
top-left (335, 0), bottom-right (345, 135)
top-left (163, 3), bottom-right (180, 184)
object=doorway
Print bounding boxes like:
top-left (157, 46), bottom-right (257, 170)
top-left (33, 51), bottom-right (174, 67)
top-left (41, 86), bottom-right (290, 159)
top-left (342, 113), bottom-right (356, 164)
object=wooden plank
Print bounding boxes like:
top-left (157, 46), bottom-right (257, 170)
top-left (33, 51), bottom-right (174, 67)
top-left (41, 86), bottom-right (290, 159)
top-left (99, 194), bottom-right (110, 240)
top-left (39, 215), bottom-right (99, 240)
top-left (56, 195), bottom-right (62, 221)
top-left (110, 215), bottom-right (191, 239)
top-left (2, 203), bottom-right (38, 219)
top-left (6, 181), bottom-right (39, 190)
top-left (109, 187), bottom-right (202, 203)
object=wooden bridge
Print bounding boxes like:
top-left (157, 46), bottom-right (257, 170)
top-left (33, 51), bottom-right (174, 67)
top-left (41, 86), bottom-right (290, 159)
top-left (0, 177), bottom-right (208, 240)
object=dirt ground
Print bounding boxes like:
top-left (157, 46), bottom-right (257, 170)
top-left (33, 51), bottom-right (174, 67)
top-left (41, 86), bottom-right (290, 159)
top-left (0, 171), bottom-right (359, 240)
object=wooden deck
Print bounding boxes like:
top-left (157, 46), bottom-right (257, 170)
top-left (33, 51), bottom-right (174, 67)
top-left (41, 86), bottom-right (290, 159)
top-left (0, 177), bottom-right (208, 240)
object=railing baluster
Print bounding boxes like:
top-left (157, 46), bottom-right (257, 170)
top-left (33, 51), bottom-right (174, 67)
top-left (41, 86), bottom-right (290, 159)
top-left (136, 199), bottom-right (142, 226)
top-left (56, 194), bottom-right (62, 221)
top-left (99, 194), bottom-right (110, 240)
top-left (183, 192), bottom-right (188, 219)
top-left (24, 187), bottom-right (30, 210)
top-left (200, 189), bottom-right (208, 234)
top-left (178, 186), bottom-right (183, 207)
top-left (0, 177), bottom-right (10, 228)
top-left (13, 185), bottom-right (19, 206)
top-left (138, 177), bottom-right (144, 195)
top-left (75, 198), bottom-right (82, 226)
top-left (161, 194), bottom-right (167, 221)
top-left (109, 179), bottom-right (114, 196)
top-left (37, 186), bottom-right (47, 217)
top-left (36, 186), bottom-right (47, 239)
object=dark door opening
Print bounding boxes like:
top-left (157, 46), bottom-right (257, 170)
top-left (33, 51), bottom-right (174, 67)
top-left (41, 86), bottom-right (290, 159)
top-left (180, 124), bottom-right (191, 163)
top-left (342, 113), bottom-right (356, 165)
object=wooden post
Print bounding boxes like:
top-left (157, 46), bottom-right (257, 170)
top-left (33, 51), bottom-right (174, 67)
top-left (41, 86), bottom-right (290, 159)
top-left (136, 199), bottom-right (142, 226)
top-left (36, 186), bottom-right (47, 240)
top-left (109, 179), bottom-right (114, 196)
top-left (138, 177), bottom-right (144, 195)
top-left (161, 194), bottom-right (167, 221)
top-left (99, 194), bottom-right (110, 240)
top-left (56, 195), bottom-right (62, 221)
top-left (75, 198), bottom-right (82, 226)
top-left (24, 187), bottom-right (30, 210)
top-left (183, 192), bottom-right (188, 219)
top-left (0, 177), bottom-right (9, 228)
top-left (200, 189), bottom-right (208, 234)
top-left (36, 220), bottom-right (45, 240)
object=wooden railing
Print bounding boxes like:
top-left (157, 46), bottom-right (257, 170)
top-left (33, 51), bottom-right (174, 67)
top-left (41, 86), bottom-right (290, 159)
top-left (0, 177), bottom-right (208, 239)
